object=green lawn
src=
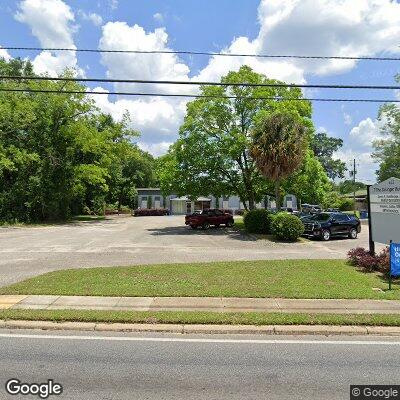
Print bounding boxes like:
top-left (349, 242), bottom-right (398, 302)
top-left (1, 259), bottom-right (399, 299)
top-left (1, 309), bottom-right (400, 326)
top-left (234, 216), bottom-right (245, 231)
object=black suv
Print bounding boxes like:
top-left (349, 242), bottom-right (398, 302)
top-left (302, 212), bottom-right (361, 241)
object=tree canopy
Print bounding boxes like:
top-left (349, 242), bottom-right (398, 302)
top-left (157, 66), bottom-right (327, 209)
top-left (0, 58), bottom-right (156, 222)
top-left (373, 74), bottom-right (400, 182)
top-left (311, 131), bottom-right (346, 180)
top-left (336, 180), bottom-right (366, 195)
top-left (251, 110), bottom-right (308, 209)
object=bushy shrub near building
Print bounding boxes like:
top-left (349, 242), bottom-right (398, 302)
top-left (271, 212), bottom-right (304, 241)
top-left (243, 209), bottom-right (272, 234)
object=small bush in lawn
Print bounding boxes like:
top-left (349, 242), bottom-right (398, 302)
top-left (271, 212), bottom-right (304, 241)
top-left (347, 247), bottom-right (389, 273)
top-left (243, 209), bottom-right (271, 234)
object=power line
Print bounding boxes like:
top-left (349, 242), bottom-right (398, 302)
top-left (2, 46), bottom-right (400, 61)
top-left (1, 75), bottom-right (399, 90)
top-left (0, 87), bottom-right (399, 103)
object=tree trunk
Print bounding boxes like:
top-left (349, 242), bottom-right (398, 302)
top-left (275, 180), bottom-right (281, 211)
top-left (248, 196), bottom-right (255, 210)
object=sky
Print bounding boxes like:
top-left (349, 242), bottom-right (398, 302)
top-left (1, 0), bottom-right (400, 183)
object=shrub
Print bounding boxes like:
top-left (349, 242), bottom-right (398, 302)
top-left (243, 209), bottom-right (271, 234)
top-left (271, 212), bottom-right (304, 241)
top-left (338, 198), bottom-right (354, 211)
top-left (347, 247), bottom-right (389, 274)
top-left (133, 208), bottom-right (169, 217)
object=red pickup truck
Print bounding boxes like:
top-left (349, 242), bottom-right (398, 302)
top-left (185, 209), bottom-right (234, 230)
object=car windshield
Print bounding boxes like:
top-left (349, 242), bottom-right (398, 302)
top-left (310, 213), bottom-right (331, 221)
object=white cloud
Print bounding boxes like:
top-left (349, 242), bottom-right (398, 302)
top-left (349, 117), bottom-right (385, 148)
top-left (153, 13), bottom-right (164, 24)
top-left (337, 116), bottom-right (389, 182)
top-left (79, 11), bottom-right (103, 27)
top-left (15, 0), bottom-right (81, 76)
top-left (256, 0), bottom-right (400, 76)
top-left (0, 46), bottom-right (11, 61)
top-left (94, 0), bottom-right (400, 158)
top-left (194, 36), bottom-right (305, 84)
top-left (334, 148), bottom-right (378, 183)
top-left (99, 22), bottom-right (191, 94)
top-left (88, 87), bottom-right (186, 156)
top-left (196, 0), bottom-right (400, 84)
top-left (138, 142), bottom-right (172, 156)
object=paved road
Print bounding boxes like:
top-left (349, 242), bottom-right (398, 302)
top-left (0, 215), bottom-right (380, 287)
top-left (0, 330), bottom-right (399, 400)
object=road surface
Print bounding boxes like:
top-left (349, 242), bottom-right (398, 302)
top-left (0, 330), bottom-right (398, 399)
top-left (0, 215), bottom-right (379, 287)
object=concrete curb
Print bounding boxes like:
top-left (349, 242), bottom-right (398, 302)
top-left (2, 320), bottom-right (400, 336)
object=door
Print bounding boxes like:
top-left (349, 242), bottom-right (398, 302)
top-left (330, 214), bottom-right (350, 234)
top-left (206, 209), bottom-right (219, 225)
top-left (141, 197), bottom-right (147, 209)
top-left (214, 209), bottom-right (226, 225)
top-left (335, 214), bottom-right (351, 234)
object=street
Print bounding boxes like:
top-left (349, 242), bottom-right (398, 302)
top-left (0, 330), bottom-right (399, 400)
top-left (0, 215), bottom-right (380, 287)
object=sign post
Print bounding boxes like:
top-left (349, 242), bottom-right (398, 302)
top-left (390, 241), bottom-right (400, 290)
top-left (369, 177), bottom-right (400, 245)
top-left (367, 185), bottom-right (375, 255)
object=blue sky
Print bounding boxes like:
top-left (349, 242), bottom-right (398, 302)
top-left (1, 0), bottom-right (400, 183)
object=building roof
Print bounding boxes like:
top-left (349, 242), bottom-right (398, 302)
top-left (342, 189), bottom-right (367, 198)
top-left (136, 188), bottom-right (161, 191)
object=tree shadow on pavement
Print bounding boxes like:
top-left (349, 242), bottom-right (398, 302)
top-left (147, 225), bottom-right (258, 241)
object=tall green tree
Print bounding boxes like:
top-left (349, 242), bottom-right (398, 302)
top-left (311, 131), bottom-right (346, 180)
top-left (0, 58), bottom-right (152, 222)
top-left (373, 74), bottom-right (400, 182)
top-left (336, 180), bottom-right (366, 194)
top-left (158, 66), bottom-right (312, 209)
top-left (283, 150), bottom-right (331, 205)
top-left (251, 111), bottom-right (308, 209)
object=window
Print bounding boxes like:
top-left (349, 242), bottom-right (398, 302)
top-left (334, 214), bottom-right (350, 222)
top-left (311, 213), bottom-right (330, 221)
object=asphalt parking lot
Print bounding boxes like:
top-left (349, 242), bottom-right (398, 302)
top-left (0, 215), bottom-right (380, 287)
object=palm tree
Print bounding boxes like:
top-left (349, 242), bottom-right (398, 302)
top-left (251, 111), bottom-right (308, 210)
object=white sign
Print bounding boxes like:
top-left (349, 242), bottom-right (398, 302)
top-left (370, 177), bottom-right (400, 244)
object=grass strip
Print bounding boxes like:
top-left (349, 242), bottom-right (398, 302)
top-left (2, 309), bottom-right (400, 326)
top-left (1, 259), bottom-right (398, 299)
